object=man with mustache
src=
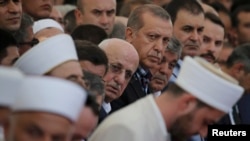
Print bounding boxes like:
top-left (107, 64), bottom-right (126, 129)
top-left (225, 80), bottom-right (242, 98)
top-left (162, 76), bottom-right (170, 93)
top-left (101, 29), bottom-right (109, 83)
top-left (22, 0), bottom-right (53, 21)
top-left (219, 44), bottom-right (250, 124)
top-left (98, 38), bottom-right (139, 123)
top-left (111, 4), bottom-right (173, 112)
top-left (199, 12), bottom-right (225, 64)
top-left (0, 0), bottom-right (22, 32)
top-left (149, 37), bottom-right (182, 96)
top-left (88, 56), bottom-right (244, 141)
top-left (164, 0), bottom-right (205, 83)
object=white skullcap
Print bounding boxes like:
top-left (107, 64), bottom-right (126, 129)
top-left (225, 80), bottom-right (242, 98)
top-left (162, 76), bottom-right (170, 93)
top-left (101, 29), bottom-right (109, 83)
top-left (12, 76), bottom-right (86, 123)
top-left (175, 56), bottom-right (244, 113)
top-left (33, 19), bottom-right (64, 34)
top-left (0, 66), bottom-right (24, 107)
top-left (14, 34), bottom-right (78, 75)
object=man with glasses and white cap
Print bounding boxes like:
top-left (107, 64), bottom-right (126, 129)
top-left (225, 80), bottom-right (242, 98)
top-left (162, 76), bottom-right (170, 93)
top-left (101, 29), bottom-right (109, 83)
top-left (0, 66), bottom-right (24, 141)
top-left (13, 34), bottom-right (85, 87)
top-left (4, 76), bottom-right (86, 141)
top-left (88, 56), bottom-right (244, 141)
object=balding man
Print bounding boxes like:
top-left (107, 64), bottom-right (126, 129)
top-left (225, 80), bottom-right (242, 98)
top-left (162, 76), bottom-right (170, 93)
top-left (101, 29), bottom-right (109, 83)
top-left (75, 0), bottom-right (116, 36)
top-left (98, 38), bottom-right (139, 123)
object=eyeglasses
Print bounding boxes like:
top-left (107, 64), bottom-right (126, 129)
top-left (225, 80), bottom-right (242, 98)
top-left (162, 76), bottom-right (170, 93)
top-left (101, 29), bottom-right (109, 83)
top-left (18, 38), bottom-right (39, 47)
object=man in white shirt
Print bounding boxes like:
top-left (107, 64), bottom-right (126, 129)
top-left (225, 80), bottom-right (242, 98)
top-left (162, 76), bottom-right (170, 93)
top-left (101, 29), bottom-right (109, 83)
top-left (88, 56), bottom-right (244, 141)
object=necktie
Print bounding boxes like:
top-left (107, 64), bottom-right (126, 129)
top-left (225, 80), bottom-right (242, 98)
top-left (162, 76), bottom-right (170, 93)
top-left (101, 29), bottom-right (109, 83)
top-left (141, 76), bottom-right (149, 94)
top-left (232, 105), bottom-right (241, 124)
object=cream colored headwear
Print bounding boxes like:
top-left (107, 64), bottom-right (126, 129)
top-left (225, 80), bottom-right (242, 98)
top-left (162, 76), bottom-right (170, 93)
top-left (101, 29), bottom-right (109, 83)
top-left (14, 34), bottom-right (78, 75)
top-left (12, 76), bottom-right (86, 122)
top-left (175, 56), bottom-right (244, 113)
top-left (0, 66), bottom-right (24, 107)
top-left (33, 18), bottom-right (64, 34)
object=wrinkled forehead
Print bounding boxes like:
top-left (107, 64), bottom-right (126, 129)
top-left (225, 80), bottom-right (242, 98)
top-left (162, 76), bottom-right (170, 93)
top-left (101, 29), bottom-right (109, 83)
top-left (108, 49), bottom-right (138, 71)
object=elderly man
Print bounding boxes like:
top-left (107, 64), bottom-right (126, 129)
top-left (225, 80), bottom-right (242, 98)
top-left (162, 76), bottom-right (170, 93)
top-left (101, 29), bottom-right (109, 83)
top-left (0, 0), bottom-right (22, 32)
top-left (75, 0), bottom-right (116, 36)
top-left (14, 34), bottom-right (84, 87)
top-left (149, 37), bottom-right (182, 96)
top-left (0, 66), bottom-right (24, 141)
top-left (88, 56), bottom-right (244, 141)
top-left (98, 38), bottom-right (139, 123)
top-left (4, 76), bottom-right (86, 141)
top-left (111, 4), bottom-right (173, 112)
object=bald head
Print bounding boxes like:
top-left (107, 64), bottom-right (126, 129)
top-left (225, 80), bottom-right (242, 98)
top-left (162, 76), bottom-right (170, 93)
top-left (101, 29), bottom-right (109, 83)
top-left (99, 38), bottom-right (139, 102)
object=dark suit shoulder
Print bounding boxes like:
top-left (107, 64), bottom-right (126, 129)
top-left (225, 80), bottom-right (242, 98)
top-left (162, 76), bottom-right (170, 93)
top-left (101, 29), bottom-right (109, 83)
top-left (111, 75), bottom-right (145, 113)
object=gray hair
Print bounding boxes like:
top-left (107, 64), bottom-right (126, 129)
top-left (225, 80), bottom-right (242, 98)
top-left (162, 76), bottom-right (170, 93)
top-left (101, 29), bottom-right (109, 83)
top-left (166, 37), bottom-right (182, 59)
top-left (127, 4), bottom-right (171, 31)
top-left (13, 13), bottom-right (33, 43)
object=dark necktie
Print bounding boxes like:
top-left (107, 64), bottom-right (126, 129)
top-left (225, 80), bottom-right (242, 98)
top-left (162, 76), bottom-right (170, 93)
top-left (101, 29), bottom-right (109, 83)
top-left (232, 105), bottom-right (241, 124)
top-left (141, 76), bottom-right (149, 94)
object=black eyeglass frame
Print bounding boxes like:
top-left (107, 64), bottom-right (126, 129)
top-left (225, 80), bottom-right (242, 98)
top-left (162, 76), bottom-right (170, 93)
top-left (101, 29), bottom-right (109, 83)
top-left (18, 38), bottom-right (39, 47)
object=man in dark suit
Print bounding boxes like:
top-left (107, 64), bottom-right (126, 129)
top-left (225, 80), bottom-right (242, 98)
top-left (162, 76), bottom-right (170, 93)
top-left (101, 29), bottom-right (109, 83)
top-left (111, 4), bottom-right (173, 112)
top-left (219, 44), bottom-right (250, 124)
top-left (98, 38), bottom-right (139, 123)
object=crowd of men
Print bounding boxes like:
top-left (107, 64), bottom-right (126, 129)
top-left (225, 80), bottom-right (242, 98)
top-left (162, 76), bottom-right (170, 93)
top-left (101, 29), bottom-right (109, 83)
top-left (0, 0), bottom-right (250, 141)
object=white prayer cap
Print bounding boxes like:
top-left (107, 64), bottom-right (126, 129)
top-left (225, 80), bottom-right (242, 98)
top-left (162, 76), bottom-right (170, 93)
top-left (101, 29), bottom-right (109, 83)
top-left (33, 18), bottom-right (64, 34)
top-left (175, 56), bottom-right (244, 113)
top-left (0, 66), bottom-right (24, 107)
top-left (12, 76), bottom-right (86, 123)
top-left (14, 34), bottom-right (78, 75)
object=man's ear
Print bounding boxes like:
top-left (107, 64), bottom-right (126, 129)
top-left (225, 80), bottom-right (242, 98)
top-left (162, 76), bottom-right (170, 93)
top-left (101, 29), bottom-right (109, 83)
top-left (230, 27), bottom-right (239, 46)
top-left (125, 27), bottom-right (134, 43)
top-left (230, 62), bottom-right (245, 80)
top-left (74, 9), bottom-right (83, 25)
top-left (177, 94), bottom-right (197, 116)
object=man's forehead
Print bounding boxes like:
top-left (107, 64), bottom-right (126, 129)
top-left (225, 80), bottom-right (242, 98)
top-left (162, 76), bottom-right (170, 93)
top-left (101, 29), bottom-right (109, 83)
top-left (163, 51), bottom-right (178, 60)
top-left (83, 0), bottom-right (116, 10)
top-left (175, 9), bottom-right (204, 24)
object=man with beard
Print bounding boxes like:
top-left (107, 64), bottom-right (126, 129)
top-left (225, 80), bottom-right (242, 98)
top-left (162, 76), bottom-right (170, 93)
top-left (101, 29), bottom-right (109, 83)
top-left (88, 56), bottom-right (244, 141)
top-left (164, 0), bottom-right (205, 83)
top-left (111, 4), bottom-right (173, 112)
top-left (98, 38), bottom-right (139, 123)
top-left (149, 37), bottom-right (182, 96)
top-left (199, 12), bottom-right (225, 64)
top-left (220, 44), bottom-right (250, 124)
